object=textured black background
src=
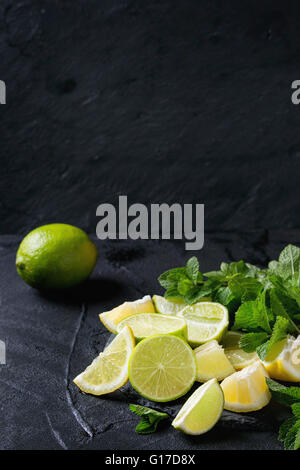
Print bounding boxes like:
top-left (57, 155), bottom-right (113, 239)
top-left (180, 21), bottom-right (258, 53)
top-left (1, 0), bottom-right (300, 234)
top-left (1, 0), bottom-right (300, 451)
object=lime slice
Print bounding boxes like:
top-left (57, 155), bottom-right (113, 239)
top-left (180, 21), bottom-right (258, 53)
top-left (128, 335), bottom-right (196, 402)
top-left (221, 331), bottom-right (243, 348)
top-left (99, 295), bottom-right (155, 333)
top-left (73, 325), bottom-right (135, 395)
top-left (177, 302), bottom-right (229, 347)
top-left (194, 340), bottom-right (235, 381)
top-left (153, 295), bottom-right (186, 315)
top-left (153, 295), bottom-right (211, 315)
top-left (172, 378), bottom-right (224, 435)
top-left (116, 313), bottom-right (187, 342)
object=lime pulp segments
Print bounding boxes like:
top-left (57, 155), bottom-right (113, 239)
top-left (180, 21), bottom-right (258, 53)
top-left (128, 335), bottom-right (196, 402)
top-left (172, 378), bottom-right (224, 435)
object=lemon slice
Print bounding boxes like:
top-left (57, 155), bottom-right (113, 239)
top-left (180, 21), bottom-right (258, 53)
top-left (220, 360), bottom-right (271, 412)
top-left (153, 295), bottom-right (186, 315)
top-left (172, 378), bottom-right (224, 435)
top-left (262, 335), bottom-right (300, 382)
top-left (99, 295), bottom-right (155, 333)
top-left (177, 302), bottom-right (229, 347)
top-left (116, 313), bottom-right (187, 342)
top-left (225, 348), bottom-right (258, 370)
top-left (194, 340), bottom-right (235, 381)
top-left (221, 331), bottom-right (243, 348)
top-left (73, 325), bottom-right (135, 395)
top-left (128, 335), bottom-right (196, 402)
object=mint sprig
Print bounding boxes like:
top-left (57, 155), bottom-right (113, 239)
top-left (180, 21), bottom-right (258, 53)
top-left (267, 379), bottom-right (300, 450)
top-left (157, 244), bottom-right (300, 361)
top-left (129, 404), bottom-right (168, 434)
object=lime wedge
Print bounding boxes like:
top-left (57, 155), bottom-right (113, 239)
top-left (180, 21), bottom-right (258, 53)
top-left (177, 302), bottom-right (229, 347)
top-left (128, 335), bottom-right (196, 402)
top-left (116, 313), bottom-right (187, 342)
top-left (172, 378), bottom-right (224, 435)
top-left (153, 295), bottom-right (186, 315)
top-left (221, 331), bottom-right (258, 370)
top-left (73, 325), bottom-right (135, 395)
top-left (194, 340), bottom-right (235, 381)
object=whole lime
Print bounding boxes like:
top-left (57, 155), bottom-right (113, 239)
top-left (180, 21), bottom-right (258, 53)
top-left (16, 224), bottom-right (98, 289)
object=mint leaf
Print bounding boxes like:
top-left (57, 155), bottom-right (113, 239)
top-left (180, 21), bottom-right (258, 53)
top-left (129, 404), bottom-right (168, 434)
top-left (233, 301), bottom-right (260, 331)
top-left (279, 244), bottom-right (300, 277)
top-left (252, 291), bottom-right (273, 334)
top-left (284, 421), bottom-right (300, 450)
top-left (177, 278), bottom-right (193, 296)
top-left (239, 332), bottom-right (268, 352)
top-left (164, 286), bottom-right (183, 300)
top-left (228, 275), bottom-right (262, 302)
top-left (270, 289), bottom-right (300, 334)
top-left (279, 417), bottom-right (298, 442)
top-left (292, 403), bottom-right (300, 419)
top-left (186, 257), bottom-right (200, 285)
top-left (266, 378), bottom-right (300, 406)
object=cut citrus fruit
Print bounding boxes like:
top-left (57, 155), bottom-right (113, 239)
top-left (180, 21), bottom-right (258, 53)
top-left (221, 331), bottom-right (243, 348)
top-left (221, 330), bottom-right (258, 370)
top-left (99, 295), bottom-right (155, 333)
top-left (177, 302), bottom-right (229, 347)
top-left (128, 335), bottom-right (196, 402)
top-left (220, 360), bottom-right (271, 412)
top-left (262, 335), bottom-right (300, 382)
top-left (73, 325), bottom-right (135, 395)
top-left (116, 313), bottom-right (187, 342)
top-left (153, 295), bottom-right (186, 315)
top-left (153, 295), bottom-right (211, 316)
top-left (194, 340), bottom-right (235, 381)
top-left (225, 348), bottom-right (258, 370)
top-left (172, 378), bottom-right (224, 435)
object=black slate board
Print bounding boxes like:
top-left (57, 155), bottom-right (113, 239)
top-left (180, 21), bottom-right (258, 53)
top-left (0, 231), bottom-right (298, 450)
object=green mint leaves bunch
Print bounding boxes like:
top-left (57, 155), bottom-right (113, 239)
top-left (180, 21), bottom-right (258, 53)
top-left (267, 378), bottom-right (300, 450)
top-left (157, 245), bottom-right (300, 361)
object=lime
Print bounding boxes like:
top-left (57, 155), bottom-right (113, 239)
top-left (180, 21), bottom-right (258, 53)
top-left (172, 378), bottom-right (224, 435)
top-left (99, 295), bottom-right (155, 333)
top-left (128, 335), bottom-right (196, 402)
top-left (116, 313), bottom-right (187, 342)
top-left (153, 295), bottom-right (186, 315)
top-left (16, 224), bottom-right (98, 289)
top-left (177, 302), bottom-right (229, 347)
top-left (194, 340), bottom-right (235, 382)
top-left (74, 325), bottom-right (135, 395)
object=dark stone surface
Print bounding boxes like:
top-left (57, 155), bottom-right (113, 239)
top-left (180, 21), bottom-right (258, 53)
top-left (1, 0), bottom-right (300, 234)
top-left (1, 231), bottom-right (298, 450)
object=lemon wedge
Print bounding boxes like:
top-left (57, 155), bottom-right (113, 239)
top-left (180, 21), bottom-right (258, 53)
top-left (262, 335), bottom-right (300, 382)
top-left (73, 325), bottom-right (135, 395)
top-left (222, 331), bottom-right (259, 370)
top-left (194, 340), bottom-right (235, 381)
top-left (99, 295), bottom-right (155, 333)
top-left (172, 378), bottom-right (224, 435)
top-left (220, 360), bottom-right (271, 412)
